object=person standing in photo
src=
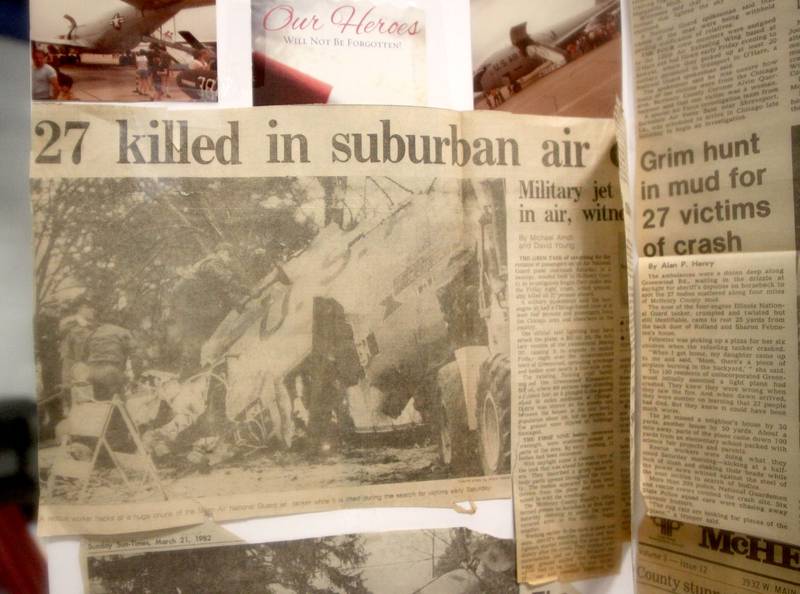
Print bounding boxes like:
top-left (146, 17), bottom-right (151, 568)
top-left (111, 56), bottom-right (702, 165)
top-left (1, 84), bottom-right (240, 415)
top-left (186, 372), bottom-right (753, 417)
top-left (82, 314), bottom-right (141, 402)
top-left (45, 46), bottom-right (74, 100)
top-left (134, 50), bottom-right (151, 97)
top-left (147, 45), bottom-right (163, 101)
top-left (160, 50), bottom-right (174, 98)
top-left (189, 49), bottom-right (211, 71)
top-left (58, 302), bottom-right (96, 396)
top-left (31, 46), bottom-right (60, 100)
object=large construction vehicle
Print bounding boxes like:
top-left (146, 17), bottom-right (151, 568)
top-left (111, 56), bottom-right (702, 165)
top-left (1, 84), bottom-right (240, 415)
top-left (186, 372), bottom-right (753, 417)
top-left (184, 176), bottom-right (511, 476)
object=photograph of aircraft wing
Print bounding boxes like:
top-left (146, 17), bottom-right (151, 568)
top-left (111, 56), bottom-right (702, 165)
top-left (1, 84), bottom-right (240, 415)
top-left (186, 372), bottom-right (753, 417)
top-left (30, 0), bottom-right (217, 102)
top-left (33, 0), bottom-right (214, 58)
top-left (172, 30), bottom-right (218, 102)
top-left (471, 0), bottom-right (620, 116)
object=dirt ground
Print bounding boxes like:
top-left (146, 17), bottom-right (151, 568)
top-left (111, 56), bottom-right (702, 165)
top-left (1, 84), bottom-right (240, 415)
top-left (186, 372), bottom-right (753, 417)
top-left (40, 437), bottom-right (449, 504)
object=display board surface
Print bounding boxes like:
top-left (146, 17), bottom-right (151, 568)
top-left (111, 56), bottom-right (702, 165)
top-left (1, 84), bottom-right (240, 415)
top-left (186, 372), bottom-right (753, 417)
top-left (32, 0), bottom-right (639, 592)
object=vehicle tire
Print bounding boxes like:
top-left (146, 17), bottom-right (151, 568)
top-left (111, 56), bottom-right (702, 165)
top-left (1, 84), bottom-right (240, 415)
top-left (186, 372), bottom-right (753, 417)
top-left (436, 362), bottom-right (473, 476)
top-left (476, 353), bottom-right (510, 475)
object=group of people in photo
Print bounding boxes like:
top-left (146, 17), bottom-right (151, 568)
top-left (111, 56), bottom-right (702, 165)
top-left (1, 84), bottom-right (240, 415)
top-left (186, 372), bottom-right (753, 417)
top-left (31, 42), bottom-right (215, 102)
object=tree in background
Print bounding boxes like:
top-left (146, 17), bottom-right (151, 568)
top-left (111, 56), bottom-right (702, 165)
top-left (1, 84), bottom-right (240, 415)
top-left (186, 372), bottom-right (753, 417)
top-left (31, 176), bottom-right (340, 390)
top-left (31, 177), bottom-right (326, 315)
top-left (88, 534), bottom-right (369, 594)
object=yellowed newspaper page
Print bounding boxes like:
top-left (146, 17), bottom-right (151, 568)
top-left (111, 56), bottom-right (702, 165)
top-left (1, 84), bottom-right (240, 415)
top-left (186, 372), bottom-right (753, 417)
top-left (616, 100), bottom-right (635, 541)
top-left (32, 104), bottom-right (513, 536)
top-left (492, 114), bottom-right (628, 583)
top-left (32, 104), bottom-right (626, 543)
top-left (631, 0), bottom-right (800, 548)
top-left (82, 521), bottom-right (575, 593)
top-left (637, 516), bottom-right (800, 594)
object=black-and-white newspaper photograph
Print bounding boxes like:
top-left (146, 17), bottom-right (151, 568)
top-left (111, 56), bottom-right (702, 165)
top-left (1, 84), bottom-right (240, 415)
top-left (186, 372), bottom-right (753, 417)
top-left (84, 524), bottom-right (532, 594)
top-left (30, 0), bottom-right (218, 102)
top-left (30, 103), bottom-right (627, 589)
top-left (34, 173), bottom-right (511, 526)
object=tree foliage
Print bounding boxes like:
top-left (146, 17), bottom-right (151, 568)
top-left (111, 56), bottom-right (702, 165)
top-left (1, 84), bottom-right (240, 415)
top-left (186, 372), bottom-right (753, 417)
top-left (88, 534), bottom-right (370, 594)
top-left (31, 176), bottom-right (344, 394)
top-left (32, 177), bottom-right (329, 318)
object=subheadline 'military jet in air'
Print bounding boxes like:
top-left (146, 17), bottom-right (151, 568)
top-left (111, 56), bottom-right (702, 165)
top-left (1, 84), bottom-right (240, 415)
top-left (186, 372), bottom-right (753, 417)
top-left (472, 0), bottom-right (619, 96)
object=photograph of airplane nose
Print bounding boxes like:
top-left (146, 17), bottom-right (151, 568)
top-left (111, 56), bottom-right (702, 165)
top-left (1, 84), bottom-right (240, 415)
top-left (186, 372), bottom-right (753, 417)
top-left (475, 35), bottom-right (620, 118)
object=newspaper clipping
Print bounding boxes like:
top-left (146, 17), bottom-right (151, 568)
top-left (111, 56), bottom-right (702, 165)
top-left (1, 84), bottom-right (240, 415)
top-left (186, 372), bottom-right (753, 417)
top-left (637, 517), bottom-right (800, 594)
top-left (81, 522), bottom-right (580, 593)
top-left (614, 99), bottom-right (635, 541)
top-left (630, 0), bottom-right (800, 556)
top-left (508, 112), bottom-right (628, 584)
top-left (31, 104), bottom-right (627, 586)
